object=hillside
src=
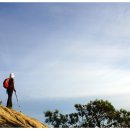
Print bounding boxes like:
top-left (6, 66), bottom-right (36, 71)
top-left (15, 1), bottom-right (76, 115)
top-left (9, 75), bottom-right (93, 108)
top-left (0, 105), bottom-right (47, 128)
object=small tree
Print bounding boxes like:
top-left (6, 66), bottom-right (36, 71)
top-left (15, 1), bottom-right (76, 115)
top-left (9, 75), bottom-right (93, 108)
top-left (114, 109), bottom-right (130, 127)
top-left (44, 110), bottom-right (68, 127)
top-left (44, 99), bottom-right (130, 128)
top-left (74, 99), bottom-right (116, 127)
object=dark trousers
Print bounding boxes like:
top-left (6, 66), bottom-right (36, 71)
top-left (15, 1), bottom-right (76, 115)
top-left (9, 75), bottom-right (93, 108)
top-left (6, 89), bottom-right (13, 108)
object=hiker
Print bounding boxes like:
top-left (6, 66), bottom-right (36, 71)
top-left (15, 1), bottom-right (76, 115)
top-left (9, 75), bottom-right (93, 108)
top-left (6, 73), bottom-right (16, 108)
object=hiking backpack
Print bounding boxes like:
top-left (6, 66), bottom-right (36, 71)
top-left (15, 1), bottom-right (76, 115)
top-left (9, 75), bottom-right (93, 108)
top-left (3, 78), bottom-right (10, 89)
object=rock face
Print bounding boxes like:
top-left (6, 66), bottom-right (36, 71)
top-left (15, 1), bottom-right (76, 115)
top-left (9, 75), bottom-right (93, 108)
top-left (0, 105), bottom-right (47, 128)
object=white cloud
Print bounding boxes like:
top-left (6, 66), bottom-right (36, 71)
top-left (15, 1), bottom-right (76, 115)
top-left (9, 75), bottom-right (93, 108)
top-left (1, 3), bottom-right (130, 101)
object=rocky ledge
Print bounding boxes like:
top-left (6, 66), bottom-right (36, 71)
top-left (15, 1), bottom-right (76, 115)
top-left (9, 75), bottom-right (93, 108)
top-left (0, 105), bottom-right (47, 128)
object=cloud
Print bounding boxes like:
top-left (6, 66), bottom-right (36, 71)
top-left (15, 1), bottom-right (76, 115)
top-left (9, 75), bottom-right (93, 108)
top-left (1, 3), bottom-right (130, 101)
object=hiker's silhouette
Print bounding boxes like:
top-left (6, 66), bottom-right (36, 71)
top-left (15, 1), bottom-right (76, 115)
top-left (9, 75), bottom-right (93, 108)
top-left (6, 73), bottom-right (16, 108)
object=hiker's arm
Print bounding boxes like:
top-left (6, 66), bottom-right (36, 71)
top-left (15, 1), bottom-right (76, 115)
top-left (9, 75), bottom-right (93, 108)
top-left (12, 79), bottom-right (16, 92)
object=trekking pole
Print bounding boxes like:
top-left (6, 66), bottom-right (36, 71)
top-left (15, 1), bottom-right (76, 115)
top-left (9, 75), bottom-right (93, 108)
top-left (14, 91), bottom-right (21, 112)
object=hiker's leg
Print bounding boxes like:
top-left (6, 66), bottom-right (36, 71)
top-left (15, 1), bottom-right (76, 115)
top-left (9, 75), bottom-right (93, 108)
top-left (6, 95), bottom-right (9, 107)
top-left (7, 90), bottom-right (13, 108)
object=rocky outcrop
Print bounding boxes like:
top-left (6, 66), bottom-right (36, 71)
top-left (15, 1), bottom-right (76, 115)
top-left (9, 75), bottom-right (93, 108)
top-left (0, 105), bottom-right (47, 128)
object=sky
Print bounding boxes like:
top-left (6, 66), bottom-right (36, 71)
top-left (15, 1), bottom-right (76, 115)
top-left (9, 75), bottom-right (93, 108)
top-left (0, 2), bottom-right (130, 123)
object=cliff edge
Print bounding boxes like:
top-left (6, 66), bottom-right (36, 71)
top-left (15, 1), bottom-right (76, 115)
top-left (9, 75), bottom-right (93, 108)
top-left (0, 105), bottom-right (47, 128)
